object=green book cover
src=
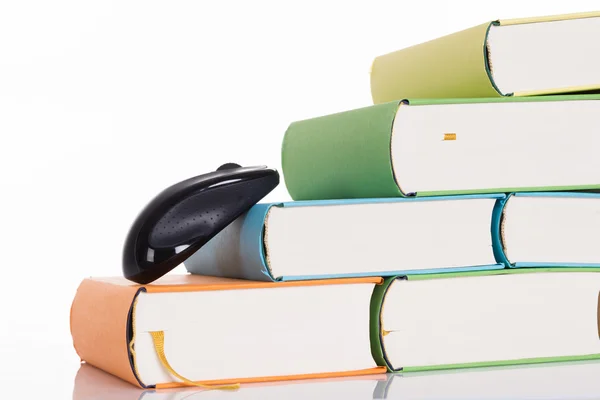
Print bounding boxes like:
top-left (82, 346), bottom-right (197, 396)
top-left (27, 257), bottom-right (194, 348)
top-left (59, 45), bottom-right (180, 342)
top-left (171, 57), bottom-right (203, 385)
top-left (370, 12), bottom-right (600, 103)
top-left (370, 268), bottom-right (600, 373)
top-left (281, 94), bottom-right (600, 200)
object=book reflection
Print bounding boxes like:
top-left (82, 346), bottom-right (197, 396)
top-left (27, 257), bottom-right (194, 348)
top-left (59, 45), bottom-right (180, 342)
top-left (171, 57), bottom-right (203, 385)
top-left (73, 360), bottom-right (600, 399)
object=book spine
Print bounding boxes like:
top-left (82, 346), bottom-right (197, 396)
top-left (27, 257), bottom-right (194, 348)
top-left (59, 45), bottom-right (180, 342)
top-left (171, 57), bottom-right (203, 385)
top-left (282, 101), bottom-right (403, 201)
top-left (70, 279), bottom-right (143, 387)
top-left (184, 203), bottom-right (276, 281)
top-left (370, 22), bottom-right (501, 103)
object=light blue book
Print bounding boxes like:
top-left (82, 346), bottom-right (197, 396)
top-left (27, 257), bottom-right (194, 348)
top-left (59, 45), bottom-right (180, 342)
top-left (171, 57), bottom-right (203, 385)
top-left (184, 192), bottom-right (600, 281)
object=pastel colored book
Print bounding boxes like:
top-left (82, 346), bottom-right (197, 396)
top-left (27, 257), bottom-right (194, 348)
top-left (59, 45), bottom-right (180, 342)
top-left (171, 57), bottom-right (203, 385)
top-left (184, 193), bottom-right (600, 282)
top-left (370, 270), bottom-right (600, 372)
top-left (281, 95), bottom-right (600, 200)
top-left (370, 11), bottom-right (600, 103)
top-left (69, 274), bottom-right (385, 389)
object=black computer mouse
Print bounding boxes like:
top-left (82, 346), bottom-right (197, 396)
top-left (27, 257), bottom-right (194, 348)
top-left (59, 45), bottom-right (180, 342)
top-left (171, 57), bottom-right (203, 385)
top-left (122, 163), bottom-right (279, 284)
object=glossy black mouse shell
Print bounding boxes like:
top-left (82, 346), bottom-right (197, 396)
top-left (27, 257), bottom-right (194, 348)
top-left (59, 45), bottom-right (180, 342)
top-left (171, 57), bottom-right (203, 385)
top-left (122, 164), bottom-right (279, 284)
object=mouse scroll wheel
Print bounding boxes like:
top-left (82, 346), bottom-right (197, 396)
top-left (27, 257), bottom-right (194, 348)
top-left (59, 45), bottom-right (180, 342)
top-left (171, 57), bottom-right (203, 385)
top-left (217, 163), bottom-right (242, 171)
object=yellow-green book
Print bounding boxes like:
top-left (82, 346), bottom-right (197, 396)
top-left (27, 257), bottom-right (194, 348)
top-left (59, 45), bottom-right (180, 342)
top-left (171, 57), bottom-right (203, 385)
top-left (370, 12), bottom-right (600, 103)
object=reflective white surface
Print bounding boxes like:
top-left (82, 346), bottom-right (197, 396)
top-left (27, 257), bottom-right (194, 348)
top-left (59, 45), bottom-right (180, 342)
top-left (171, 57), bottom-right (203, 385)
top-left (72, 360), bottom-right (600, 399)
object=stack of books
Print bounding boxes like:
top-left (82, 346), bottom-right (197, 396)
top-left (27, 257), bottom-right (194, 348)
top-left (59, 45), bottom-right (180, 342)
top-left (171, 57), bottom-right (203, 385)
top-left (71, 12), bottom-right (600, 391)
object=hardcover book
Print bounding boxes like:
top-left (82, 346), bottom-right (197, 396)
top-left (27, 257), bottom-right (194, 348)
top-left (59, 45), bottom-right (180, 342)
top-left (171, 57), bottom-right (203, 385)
top-left (184, 193), bottom-right (600, 282)
top-left (281, 95), bottom-right (600, 200)
top-left (371, 271), bottom-right (600, 372)
top-left (70, 275), bottom-right (384, 389)
top-left (370, 11), bottom-right (600, 103)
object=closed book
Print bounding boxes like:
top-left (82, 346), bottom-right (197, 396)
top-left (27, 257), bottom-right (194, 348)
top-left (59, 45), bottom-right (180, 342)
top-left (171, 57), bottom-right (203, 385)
top-left (281, 95), bottom-right (600, 200)
top-left (371, 271), bottom-right (600, 372)
top-left (370, 11), bottom-right (600, 103)
top-left (184, 193), bottom-right (600, 282)
top-left (69, 274), bottom-right (385, 389)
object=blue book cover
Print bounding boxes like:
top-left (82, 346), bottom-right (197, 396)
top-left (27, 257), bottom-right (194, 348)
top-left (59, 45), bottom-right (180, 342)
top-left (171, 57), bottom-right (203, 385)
top-left (184, 194), bottom-right (508, 281)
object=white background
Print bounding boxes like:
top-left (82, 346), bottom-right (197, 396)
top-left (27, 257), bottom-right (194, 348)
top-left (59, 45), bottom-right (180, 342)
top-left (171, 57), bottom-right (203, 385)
top-left (1, 0), bottom-right (599, 396)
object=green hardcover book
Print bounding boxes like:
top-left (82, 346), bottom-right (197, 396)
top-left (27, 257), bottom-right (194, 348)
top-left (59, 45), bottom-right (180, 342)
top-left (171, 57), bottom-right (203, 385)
top-left (370, 269), bottom-right (600, 372)
top-left (370, 11), bottom-right (600, 103)
top-left (281, 95), bottom-right (600, 200)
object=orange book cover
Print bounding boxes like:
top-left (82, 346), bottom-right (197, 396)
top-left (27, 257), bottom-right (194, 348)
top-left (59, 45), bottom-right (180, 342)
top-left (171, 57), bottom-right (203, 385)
top-left (70, 274), bottom-right (385, 389)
